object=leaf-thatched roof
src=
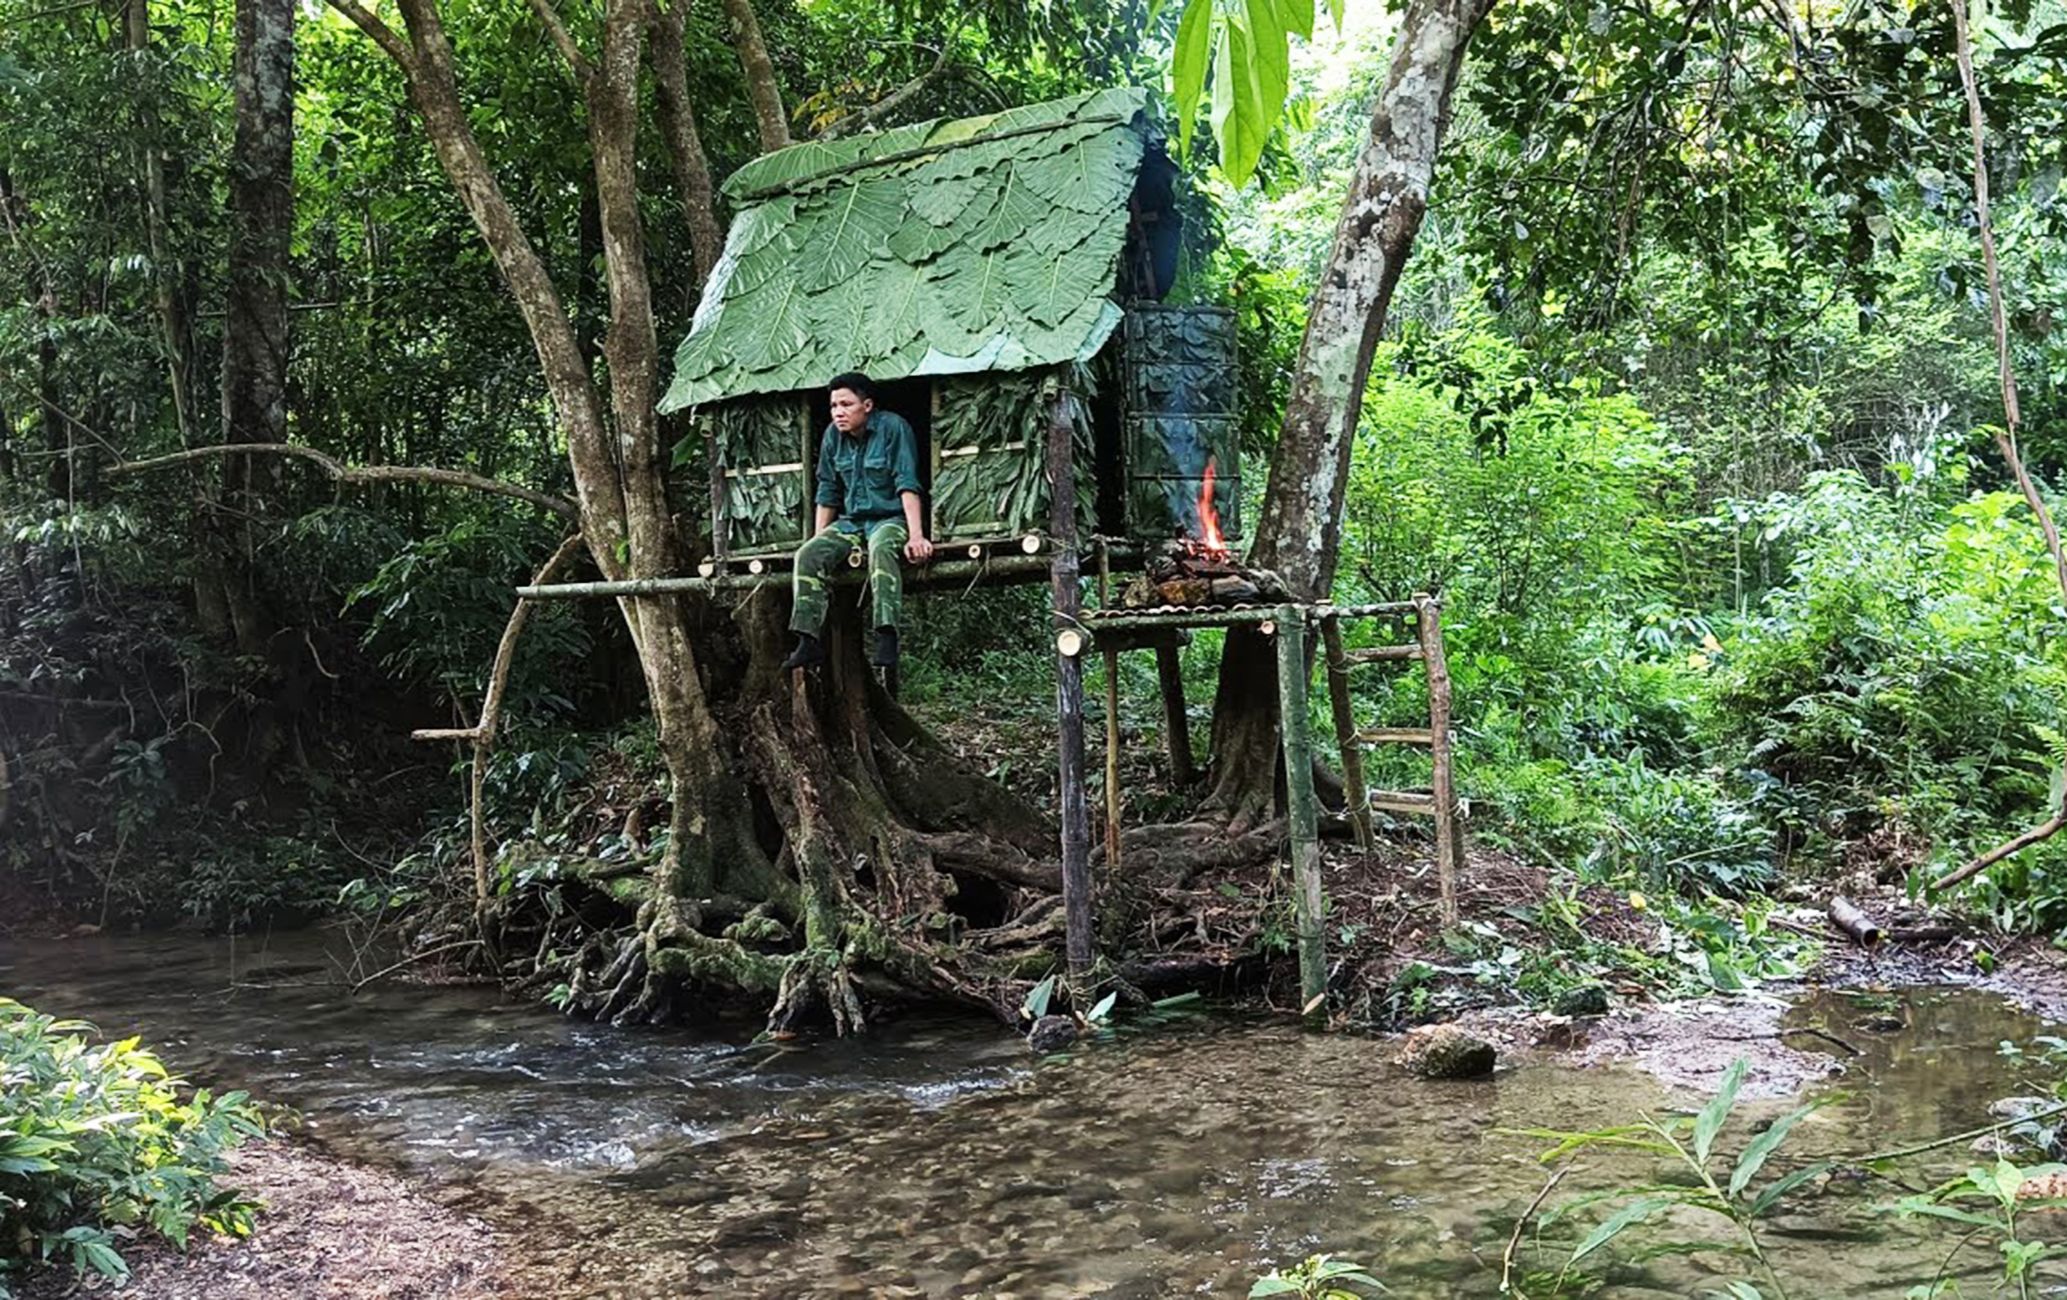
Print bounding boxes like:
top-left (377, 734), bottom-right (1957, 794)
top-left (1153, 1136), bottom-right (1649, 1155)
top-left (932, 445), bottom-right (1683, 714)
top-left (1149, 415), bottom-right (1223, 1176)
top-left (657, 88), bottom-right (1150, 413)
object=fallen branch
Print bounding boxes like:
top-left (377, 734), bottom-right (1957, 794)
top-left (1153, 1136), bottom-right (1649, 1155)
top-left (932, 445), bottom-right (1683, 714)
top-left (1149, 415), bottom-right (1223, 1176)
top-left (350, 939), bottom-right (481, 991)
top-left (1502, 1161), bottom-right (1574, 1295)
top-left (1856, 1100), bottom-right (2067, 1164)
top-left (109, 442), bottom-right (580, 521)
top-left (1934, 0), bottom-right (2067, 892)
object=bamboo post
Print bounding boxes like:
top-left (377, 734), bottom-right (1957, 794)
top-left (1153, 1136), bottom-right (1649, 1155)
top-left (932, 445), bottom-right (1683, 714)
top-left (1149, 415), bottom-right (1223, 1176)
top-left (1048, 384), bottom-right (1094, 980)
top-left (1154, 638), bottom-right (1197, 787)
top-left (707, 431), bottom-right (728, 562)
top-left (1319, 616), bottom-right (1373, 851)
top-left (1274, 605), bottom-right (1327, 1018)
top-left (1103, 645), bottom-right (1123, 870)
top-left (1417, 594), bottom-right (1460, 925)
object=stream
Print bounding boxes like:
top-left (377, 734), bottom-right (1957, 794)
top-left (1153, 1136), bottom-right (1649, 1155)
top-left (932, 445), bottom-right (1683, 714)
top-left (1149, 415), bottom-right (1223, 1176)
top-left (4, 931), bottom-right (2064, 1297)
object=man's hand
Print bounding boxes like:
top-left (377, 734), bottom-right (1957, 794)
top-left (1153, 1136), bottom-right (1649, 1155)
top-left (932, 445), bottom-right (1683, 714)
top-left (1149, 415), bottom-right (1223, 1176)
top-left (904, 533), bottom-right (934, 564)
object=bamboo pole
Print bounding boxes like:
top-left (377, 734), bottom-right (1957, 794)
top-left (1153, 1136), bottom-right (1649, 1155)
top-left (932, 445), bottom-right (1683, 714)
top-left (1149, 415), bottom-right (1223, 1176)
top-left (1076, 601), bottom-right (1418, 632)
top-left (1103, 645), bottom-right (1123, 870)
top-left (1417, 595), bottom-right (1460, 925)
top-left (1098, 532), bottom-right (1123, 868)
top-left (1048, 385), bottom-right (1094, 981)
top-left (1274, 605), bottom-right (1327, 1019)
top-left (1154, 638), bottom-right (1197, 787)
top-left (517, 551), bottom-right (1110, 599)
top-left (1320, 618), bottom-right (1373, 851)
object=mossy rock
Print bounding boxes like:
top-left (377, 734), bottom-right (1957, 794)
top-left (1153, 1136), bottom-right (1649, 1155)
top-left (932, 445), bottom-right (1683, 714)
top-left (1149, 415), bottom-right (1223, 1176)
top-left (1396, 1025), bottom-right (1496, 1079)
top-left (1551, 984), bottom-right (1609, 1018)
top-left (1028, 1015), bottom-right (1079, 1054)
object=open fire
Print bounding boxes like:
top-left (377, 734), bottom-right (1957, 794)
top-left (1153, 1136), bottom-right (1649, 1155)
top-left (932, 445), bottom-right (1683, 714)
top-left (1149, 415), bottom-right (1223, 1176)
top-left (1121, 456), bottom-right (1287, 609)
top-left (1189, 457), bottom-right (1229, 560)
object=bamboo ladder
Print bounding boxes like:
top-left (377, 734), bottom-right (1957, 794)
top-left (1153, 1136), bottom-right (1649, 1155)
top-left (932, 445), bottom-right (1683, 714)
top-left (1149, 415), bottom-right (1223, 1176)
top-left (1316, 594), bottom-right (1463, 927)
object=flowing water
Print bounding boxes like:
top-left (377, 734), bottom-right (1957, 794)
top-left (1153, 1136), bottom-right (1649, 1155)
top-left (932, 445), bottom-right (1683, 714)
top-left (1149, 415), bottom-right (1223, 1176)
top-left (4, 931), bottom-right (2064, 1297)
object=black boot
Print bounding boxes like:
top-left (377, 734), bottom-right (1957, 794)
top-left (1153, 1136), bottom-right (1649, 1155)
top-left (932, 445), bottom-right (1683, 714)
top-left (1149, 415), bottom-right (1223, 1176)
top-left (780, 633), bottom-right (825, 671)
top-left (869, 625), bottom-right (899, 669)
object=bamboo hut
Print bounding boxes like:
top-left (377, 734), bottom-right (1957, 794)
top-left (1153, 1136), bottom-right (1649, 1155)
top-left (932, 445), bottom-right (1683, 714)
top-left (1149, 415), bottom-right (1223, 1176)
top-left (657, 87), bottom-right (1241, 564)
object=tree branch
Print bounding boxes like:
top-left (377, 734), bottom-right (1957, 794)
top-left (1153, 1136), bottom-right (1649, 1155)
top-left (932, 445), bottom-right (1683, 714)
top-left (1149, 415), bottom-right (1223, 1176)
top-left (649, 0), bottom-right (723, 295)
top-left (527, 0), bottom-right (593, 78)
top-left (1932, 0), bottom-right (2067, 892)
top-left (414, 531), bottom-right (587, 906)
top-left (816, 32), bottom-right (958, 141)
top-left (325, 0), bottom-right (415, 69)
top-left (109, 442), bottom-right (580, 520)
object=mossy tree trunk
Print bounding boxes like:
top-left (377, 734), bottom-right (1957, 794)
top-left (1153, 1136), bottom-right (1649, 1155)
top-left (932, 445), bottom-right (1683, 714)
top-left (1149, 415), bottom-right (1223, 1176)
top-left (1205, 0), bottom-right (1494, 826)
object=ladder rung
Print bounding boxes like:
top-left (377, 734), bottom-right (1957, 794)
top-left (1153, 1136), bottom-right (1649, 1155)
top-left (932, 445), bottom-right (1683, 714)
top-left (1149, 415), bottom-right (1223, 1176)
top-left (1345, 644), bottom-right (1422, 663)
top-left (1366, 790), bottom-right (1438, 815)
top-left (1356, 727), bottom-right (1436, 746)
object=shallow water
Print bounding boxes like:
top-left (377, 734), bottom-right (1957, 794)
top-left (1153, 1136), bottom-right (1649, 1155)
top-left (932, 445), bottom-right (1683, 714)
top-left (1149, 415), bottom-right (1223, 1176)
top-left (5, 932), bottom-right (2066, 1297)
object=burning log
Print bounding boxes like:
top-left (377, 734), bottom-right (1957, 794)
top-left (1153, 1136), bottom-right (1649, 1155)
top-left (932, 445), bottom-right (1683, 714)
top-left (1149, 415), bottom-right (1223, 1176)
top-left (1121, 546), bottom-right (1289, 609)
top-left (1120, 462), bottom-right (1288, 609)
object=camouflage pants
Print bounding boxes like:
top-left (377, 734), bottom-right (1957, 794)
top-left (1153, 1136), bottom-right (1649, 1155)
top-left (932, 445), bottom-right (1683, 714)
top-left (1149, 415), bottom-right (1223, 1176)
top-left (790, 518), bottom-right (907, 635)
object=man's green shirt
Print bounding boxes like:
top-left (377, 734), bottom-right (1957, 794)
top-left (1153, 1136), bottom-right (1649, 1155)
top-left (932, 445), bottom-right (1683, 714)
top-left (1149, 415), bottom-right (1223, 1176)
top-left (814, 410), bottom-right (922, 523)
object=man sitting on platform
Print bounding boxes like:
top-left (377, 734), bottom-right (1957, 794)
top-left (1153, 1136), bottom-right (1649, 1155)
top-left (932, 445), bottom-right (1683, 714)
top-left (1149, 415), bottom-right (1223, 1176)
top-left (780, 372), bottom-right (934, 672)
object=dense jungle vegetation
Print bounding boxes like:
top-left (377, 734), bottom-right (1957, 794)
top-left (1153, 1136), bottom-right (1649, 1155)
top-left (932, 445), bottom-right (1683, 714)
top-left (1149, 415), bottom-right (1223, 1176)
top-left (4, 0), bottom-right (2067, 1020)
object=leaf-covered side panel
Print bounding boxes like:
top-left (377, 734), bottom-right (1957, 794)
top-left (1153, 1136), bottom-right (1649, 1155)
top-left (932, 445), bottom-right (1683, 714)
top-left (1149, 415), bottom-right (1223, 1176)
top-left (933, 368), bottom-right (1094, 539)
top-left (705, 396), bottom-right (810, 553)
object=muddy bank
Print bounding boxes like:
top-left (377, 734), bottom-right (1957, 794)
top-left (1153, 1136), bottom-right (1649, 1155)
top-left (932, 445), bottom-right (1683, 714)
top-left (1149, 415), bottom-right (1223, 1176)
top-left (17, 1141), bottom-right (508, 1300)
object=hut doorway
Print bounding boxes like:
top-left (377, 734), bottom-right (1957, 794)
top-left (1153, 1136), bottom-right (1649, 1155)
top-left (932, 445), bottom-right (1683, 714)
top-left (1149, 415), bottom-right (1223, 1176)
top-left (805, 378), bottom-right (936, 500)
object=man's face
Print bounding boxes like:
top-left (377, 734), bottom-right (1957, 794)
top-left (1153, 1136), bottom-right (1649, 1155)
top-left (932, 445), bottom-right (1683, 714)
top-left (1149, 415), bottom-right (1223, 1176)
top-left (830, 387), bottom-right (873, 434)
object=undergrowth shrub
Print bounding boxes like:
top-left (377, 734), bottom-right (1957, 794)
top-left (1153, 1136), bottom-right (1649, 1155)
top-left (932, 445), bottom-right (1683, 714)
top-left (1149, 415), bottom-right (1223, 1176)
top-left (1708, 472), bottom-right (2067, 865)
top-left (0, 999), bottom-right (265, 1295)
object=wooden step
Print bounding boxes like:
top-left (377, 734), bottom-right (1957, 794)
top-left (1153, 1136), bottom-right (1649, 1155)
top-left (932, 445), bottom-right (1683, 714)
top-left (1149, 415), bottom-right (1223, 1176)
top-left (1356, 727), bottom-right (1436, 747)
top-left (1366, 789), bottom-right (1438, 815)
top-left (1344, 644), bottom-right (1422, 663)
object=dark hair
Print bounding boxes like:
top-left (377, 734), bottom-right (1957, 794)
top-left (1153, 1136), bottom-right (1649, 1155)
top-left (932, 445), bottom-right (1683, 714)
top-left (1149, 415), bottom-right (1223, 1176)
top-left (828, 371), bottom-right (876, 402)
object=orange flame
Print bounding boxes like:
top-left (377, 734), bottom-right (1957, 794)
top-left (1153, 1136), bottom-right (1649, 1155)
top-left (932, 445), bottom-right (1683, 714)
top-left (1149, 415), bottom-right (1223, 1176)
top-left (1194, 456), bottom-right (1227, 555)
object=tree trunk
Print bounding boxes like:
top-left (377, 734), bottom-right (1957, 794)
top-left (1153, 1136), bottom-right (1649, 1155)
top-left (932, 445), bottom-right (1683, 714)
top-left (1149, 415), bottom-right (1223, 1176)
top-left (218, 0), bottom-right (294, 657)
top-left (649, 0), bottom-right (724, 301)
top-left (1206, 0), bottom-right (1493, 823)
top-left (333, 0), bottom-right (757, 973)
top-left (125, 0), bottom-right (199, 451)
top-left (719, 0), bottom-right (789, 153)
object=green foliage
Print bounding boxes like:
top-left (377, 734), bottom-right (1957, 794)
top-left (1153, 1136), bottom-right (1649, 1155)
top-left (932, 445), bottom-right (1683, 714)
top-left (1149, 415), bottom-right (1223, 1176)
top-left (1248, 1253), bottom-right (1385, 1299)
top-left (348, 512), bottom-right (590, 712)
top-left (0, 1000), bottom-right (265, 1295)
top-left (1891, 1160), bottom-right (2067, 1300)
top-left (1707, 471), bottom-right (2067, 878)
top-left (1513, 1059), bottom-right (1829, 1299)
top-left (1167, 0), bottom-right (1335, 187)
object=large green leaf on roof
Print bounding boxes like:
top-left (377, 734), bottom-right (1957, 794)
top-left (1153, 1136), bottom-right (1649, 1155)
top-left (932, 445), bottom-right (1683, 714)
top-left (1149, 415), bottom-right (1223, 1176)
top-left (721, 119), bottom-right (939, 199)
top-left (1013, 235), bottom-right (1123, 327)
top-left (1019, 125), bottom-right (1141, 215)
top-left (794, 178), bottom-right (902, 292)
top-left (658, 88), bottom-right (1152, 413)
top-left (725, 278), bottom-right (811, 373)
top-left (967, 166), bottom-right (1048, 253)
